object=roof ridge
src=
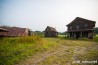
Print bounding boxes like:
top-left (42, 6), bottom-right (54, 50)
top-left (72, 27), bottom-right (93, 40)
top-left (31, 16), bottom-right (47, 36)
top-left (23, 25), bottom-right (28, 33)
top-left (47, 26), bottom-right (57, 32)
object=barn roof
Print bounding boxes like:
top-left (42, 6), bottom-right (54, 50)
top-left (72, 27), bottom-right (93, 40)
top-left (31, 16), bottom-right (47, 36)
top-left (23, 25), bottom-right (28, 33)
top-left (0, 28), bottom-right (8, 32)
top-left (47, 26), bottom-right (57, 32)
top-left (67, 17), bottom-right (96, 26)
top-left (0, 26), bottom-right (29, 37)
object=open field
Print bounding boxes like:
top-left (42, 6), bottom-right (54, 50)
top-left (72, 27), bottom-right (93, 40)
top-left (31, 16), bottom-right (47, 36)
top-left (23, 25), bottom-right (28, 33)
top-left (0, 35), bottom-right (98, 65)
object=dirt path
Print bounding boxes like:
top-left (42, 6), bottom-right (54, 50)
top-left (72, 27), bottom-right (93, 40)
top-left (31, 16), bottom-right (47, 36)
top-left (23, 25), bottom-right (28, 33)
top-left (33, 48), bottom-right (65, 65)
top-left (16, 39), bottom-right (98, 65)
top-left (16, 45), bottom-right (71, 65)
top-left (19, 46), bottom-right (87, 65)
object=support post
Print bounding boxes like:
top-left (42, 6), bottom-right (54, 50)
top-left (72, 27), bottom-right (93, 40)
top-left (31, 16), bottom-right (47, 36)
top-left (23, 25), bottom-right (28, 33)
top-left (80, 31), bottom-right (82, 38)
top-left (72, 32), bottom-right (74, 38)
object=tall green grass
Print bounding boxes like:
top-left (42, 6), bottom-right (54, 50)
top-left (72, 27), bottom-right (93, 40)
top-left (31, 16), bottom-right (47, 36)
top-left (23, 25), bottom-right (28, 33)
top-left (59, 34), bottom-right (98, 43)
top-left (0, 36), bottom-right (43, 65)
top-left (1, 35), bottom-right (98, 65)
top-left (93, 36), bottom-right (98, 43)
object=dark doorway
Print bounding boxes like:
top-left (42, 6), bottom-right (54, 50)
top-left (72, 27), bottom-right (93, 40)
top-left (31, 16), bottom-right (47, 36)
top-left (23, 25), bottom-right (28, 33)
top-left (76, 32), bottom-right (80, 39)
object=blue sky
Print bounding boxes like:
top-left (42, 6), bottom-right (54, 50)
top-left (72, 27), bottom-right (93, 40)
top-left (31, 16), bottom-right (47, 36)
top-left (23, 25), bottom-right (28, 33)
top-left (0, 0), bottom-right (98, 32)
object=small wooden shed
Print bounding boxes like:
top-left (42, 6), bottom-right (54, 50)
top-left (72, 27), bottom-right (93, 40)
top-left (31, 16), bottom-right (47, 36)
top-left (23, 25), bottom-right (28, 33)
top-left (44, 26), bottom-right (58, 37)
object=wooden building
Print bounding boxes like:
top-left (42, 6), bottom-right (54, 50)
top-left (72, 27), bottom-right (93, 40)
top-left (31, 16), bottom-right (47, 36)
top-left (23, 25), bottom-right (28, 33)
top-left (44, 26), bottom-right (58, 37)
top-left (66, 17), bottom-right (96, 39)
top-left (0, 26), bottom-right (30, 37)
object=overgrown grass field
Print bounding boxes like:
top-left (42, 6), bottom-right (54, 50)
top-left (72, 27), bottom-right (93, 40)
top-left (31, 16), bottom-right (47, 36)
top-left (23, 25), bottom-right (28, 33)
top-left (0, 35), bottom-right (98, 65)
top-left (0, 36), bottom-right (44, 65)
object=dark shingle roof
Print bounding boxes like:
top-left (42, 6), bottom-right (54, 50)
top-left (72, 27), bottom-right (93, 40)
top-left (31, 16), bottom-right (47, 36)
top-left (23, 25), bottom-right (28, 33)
top-left (47, 26), bottom-right (57, 32)
top-left (0, 28), bottom-right (8, 32)
top-left (67, 17), bottom-right (96, 26)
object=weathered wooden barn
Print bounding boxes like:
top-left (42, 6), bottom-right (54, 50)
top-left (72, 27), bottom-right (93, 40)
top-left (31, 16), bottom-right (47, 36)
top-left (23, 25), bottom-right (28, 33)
top-left (66, 17), bottom-right (96, 39)
top-left (44, 26), bottom-right (58, 37)
top-left (0, 26), bottom-right (30, 37)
